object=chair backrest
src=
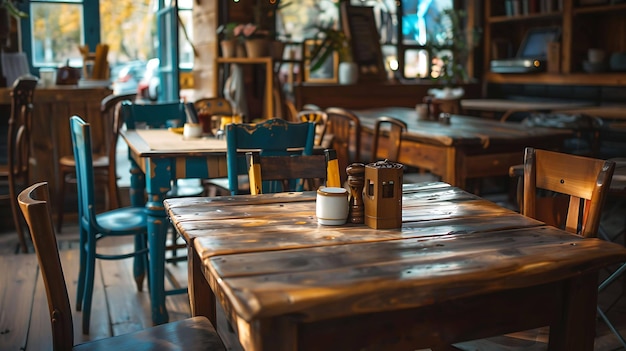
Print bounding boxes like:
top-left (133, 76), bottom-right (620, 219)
top-left (372, 116), bottom-right (407, 162)
top-left (225, 118), bottom-right (316, 195)
top-left (120, 100), bottom-right (186, 129)
top-left (523, 147), bottom-right (615, 238)
top-left (18, 182), bottom-right (74, 351)
top-left (194, 97), bottom-right (233, 116)
top-left (298, 110), bottom-right (328, 147)
top-left (324, 107), bottom-right (361, 184)
top-left (285, 99), bottom-right (299, 122)
top-left (246, 149), bottom-right (339, 194)
top-left (7, 75), bottom-right (37, 180)
top-left (69, 116), bottom-right (100, 229)
top-left (102, 92), bottom-right (136, 209)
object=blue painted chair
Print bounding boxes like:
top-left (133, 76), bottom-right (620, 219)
top-left (225, 118), bottom-right (316, 195)
top-left (69, 116), bottom-right (149, 335)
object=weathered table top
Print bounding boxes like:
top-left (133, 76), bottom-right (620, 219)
top-left (461, 98), bottom-right (593, 113)
top-left (354, 107), bottom-right (572, 147)
top-left (165, 182), bottom-right (626, 350)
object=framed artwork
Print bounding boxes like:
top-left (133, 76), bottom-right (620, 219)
top-left (303, 39), bottom-right (339, 83)
top-left (340, 4), bottom-right (387, 82)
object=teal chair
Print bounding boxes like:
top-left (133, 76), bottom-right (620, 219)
top-left (69, 116), bottom-right (149, 335)
top-left (225, 118), bottom-right (316, 195)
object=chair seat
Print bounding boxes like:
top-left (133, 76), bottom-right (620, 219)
top-left (60, 154), bottom-right (109, 169)
top-left (96, 206), bottom-right (147, 232)
top-left (72, 315), bottom-right (225, 350)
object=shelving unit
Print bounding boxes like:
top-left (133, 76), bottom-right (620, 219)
top-left (483, 0), bottom-right (626, 86)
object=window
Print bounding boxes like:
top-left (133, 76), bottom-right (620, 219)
top-left (276, 0), bottom-right (455, 81)
top-left (29, 0), bottom-right (85, 68)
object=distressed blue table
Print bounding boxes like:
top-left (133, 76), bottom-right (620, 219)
top-left (120, 129), bottom-right (228, 325)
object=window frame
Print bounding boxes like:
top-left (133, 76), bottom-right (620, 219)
top-left (20, 0), bottom-right (99, 74)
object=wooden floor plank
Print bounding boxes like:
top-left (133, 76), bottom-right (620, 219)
top-left (0, 255), bottom-right (38, 351)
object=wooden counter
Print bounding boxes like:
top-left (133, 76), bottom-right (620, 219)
top-left (1, 85), bottom-right (112, 205)
top-left (294, 81), bottom-right (481, 110)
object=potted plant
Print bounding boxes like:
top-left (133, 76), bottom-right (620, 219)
top-left (427, 8), bottom-right (481, 98)
top-left (217, 22), bottom-right (240, 58)
top-left (0, 0), bottom-right (26, 18)
top-left (1, 0), bottom-right (27, 46)
top-left (309, 24), bottom-right (357, 84)
top-left (237, 23), bottom-right (271, 58)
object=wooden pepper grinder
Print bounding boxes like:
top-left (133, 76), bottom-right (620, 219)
top-left (346, 163), bottom-right (365, 224)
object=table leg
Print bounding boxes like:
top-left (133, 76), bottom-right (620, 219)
top-left (144, 158), bottom-right (173, 325)
top-left (189, 241), bottom-right (216, 324)
top-left (548, 272), bottom-right (597, 350)
top-left (128, 156), bottom-right (147, 292)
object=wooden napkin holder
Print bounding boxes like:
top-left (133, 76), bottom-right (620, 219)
top-left (364, 160), bottom-right (403, 229)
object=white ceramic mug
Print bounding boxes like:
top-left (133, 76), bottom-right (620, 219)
top-left (415, 103), bottom-right (429, 121)
top-left (183, 123), bottom-right (203, 139)
top-left (316, 187), bottom-right (349, 225)
top-left (588, 48), bottom-right (605, 63)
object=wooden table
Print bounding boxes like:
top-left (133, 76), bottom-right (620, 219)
top-left (120, 129), bottom-right (229, 325)
top-left (354, 107), bottom-right (572, 188)
top-left (558, 105), bottom-right (626, 121)
top-left (461, 98), bottom-right (593, 120)
top-left (165, 182), bottom-right (626, 351)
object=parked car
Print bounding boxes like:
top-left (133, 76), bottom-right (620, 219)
top-left (137, 58), bottom-right (160, 101)
top-left (111, 61), bottom-right (146, 95)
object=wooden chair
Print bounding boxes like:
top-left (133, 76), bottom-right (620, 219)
top-left (69, 115), bottom-right (150, 334)
top-left (285, 99), bottom-right (299, 122)
top-left (324, 107), bottom-right (361, 184)
top-left (372, 116), bottom-right (439, 184)
top-left (17, 182), bottom-right (225, 351)
top-left (298, 109), bottom-right (329, 147)
top-left (457, 147), bottom-right (616, 350)
top-left (522, 147), bottom-right (615, 238)
top-left (56, 92), bottom-right (136, 233)
top-left (247, 149), bottom-right (340, 194)
top-left (225, 118), bottom-right (316, 195)
top-left (371, 116), bottom-right (406, 162)
top-left (0, 74), bottom-right (37, 253)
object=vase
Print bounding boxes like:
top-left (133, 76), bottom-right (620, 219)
top-left (220, 39), bottom-right (237, 58)
top-left (338, 62), bottom-right (358, 85)
top-left (236, 42), bottom-right (246, 57)
top-left (269, 40), bottom-right (285, 60)
top-left (245, 38), bottom-right (269, 58)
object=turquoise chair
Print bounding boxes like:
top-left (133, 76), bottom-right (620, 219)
top-left (69, 116), bottom-right (149, 335)
top-left (225, 118), bottom-right (316, 195)
top-left (120, 100), bottom-right (186, 129)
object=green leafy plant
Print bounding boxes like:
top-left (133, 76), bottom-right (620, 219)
top-left (308, 24), bottom-right (352, 72)
top-left (217, 22), bottom-right (240, 41)
top-left (428, 8), bottom-right (481, 87)
top-left (1, 0), bottom-right (27, 18)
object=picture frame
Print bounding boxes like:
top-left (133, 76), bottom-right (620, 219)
top-left (303, 39), bottom-right (339, 83)
top-left (340, 4), bottom-right (387, 82)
